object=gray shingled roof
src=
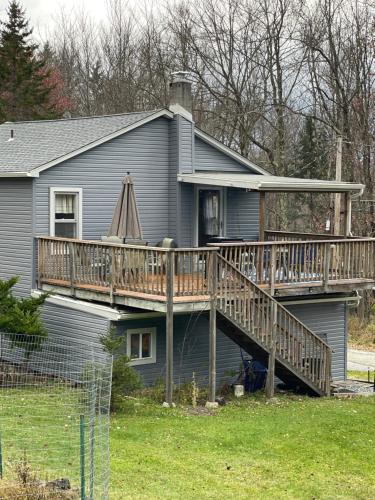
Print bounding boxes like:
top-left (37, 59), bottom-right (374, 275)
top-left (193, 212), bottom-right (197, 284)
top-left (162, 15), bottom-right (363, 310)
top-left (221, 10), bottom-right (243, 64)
top-left (0, 110), bottom-right (163, 174)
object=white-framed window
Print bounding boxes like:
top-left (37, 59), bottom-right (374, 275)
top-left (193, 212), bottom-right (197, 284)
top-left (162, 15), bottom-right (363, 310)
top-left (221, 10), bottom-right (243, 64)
top-left (126, 327), bottom-right (156, 365)
top-left (50, 187), bottom-right (83, 239)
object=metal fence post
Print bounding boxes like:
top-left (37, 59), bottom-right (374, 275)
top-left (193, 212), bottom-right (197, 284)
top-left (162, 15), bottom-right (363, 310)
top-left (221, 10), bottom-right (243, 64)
top-left (80, 414), bottom-right (86, 500)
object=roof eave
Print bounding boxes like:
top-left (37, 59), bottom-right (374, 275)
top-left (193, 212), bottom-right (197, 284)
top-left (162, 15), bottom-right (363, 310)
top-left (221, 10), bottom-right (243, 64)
top-left (0, 171), bottom-right (38, 178)
top-left (257, 182), bottom-right (365, 194)
top-left (178, 173), bottom-right (365, 194)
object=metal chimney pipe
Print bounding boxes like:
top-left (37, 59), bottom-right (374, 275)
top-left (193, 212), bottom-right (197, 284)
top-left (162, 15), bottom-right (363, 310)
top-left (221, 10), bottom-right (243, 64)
top-left (169, 71), bottom-right (192, 114)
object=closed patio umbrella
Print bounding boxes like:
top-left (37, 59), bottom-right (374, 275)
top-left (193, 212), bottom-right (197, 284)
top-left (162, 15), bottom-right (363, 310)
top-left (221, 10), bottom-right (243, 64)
top-left (108, 173), bottom-right (143, 240)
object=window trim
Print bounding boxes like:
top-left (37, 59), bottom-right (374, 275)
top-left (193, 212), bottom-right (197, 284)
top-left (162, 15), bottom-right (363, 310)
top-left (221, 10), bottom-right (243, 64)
top-left (50, 187), bottom-right (83, 239)
top-left (126, 327), bottom-right (157, 366)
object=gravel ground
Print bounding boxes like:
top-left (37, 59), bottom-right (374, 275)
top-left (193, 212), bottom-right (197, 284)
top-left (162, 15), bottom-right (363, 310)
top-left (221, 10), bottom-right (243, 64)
top-left (333, 379), bottom-right (375, 394)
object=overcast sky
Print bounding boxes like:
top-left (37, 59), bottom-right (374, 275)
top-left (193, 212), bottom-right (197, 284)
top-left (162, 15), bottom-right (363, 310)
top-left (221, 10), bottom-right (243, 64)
top-left (0, 0), bottom-right (150, 40)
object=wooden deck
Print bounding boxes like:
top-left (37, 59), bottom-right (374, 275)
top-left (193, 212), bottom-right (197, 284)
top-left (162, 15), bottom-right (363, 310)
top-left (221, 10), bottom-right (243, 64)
top-left (40, 277), bottom-right (211, 312)
top-left (37, 236), bottom-right (375, 312)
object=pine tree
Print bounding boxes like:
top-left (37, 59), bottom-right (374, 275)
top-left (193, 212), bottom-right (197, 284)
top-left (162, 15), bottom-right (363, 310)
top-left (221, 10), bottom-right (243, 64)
top-left (0, 277), bottom-right (48, 359)
top-left (0, 1), bottom-right (58, 122)
top-left (294, 115), bottom-right (329, 180)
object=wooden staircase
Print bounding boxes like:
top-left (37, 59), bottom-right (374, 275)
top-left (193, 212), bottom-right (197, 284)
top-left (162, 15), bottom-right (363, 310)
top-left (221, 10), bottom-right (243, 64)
top-left (216, 254), bottom-right (332, 396)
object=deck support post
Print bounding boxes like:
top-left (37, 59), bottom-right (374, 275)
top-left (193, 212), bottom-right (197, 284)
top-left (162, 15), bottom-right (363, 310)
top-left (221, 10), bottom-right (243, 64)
top-left (259, 192), bottom-right (266, 242)
top-left (165, 250), bottom-right (175, 406)
top-left (343, 192), bottom-right (352, 237)
top-left (208, 252), bottom-right (217, 403)
top-left (265, 302), bottom-right (277, 398)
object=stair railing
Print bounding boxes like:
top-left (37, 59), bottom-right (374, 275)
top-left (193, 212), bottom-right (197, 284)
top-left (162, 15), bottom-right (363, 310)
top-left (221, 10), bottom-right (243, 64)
top-left (216, 254), bottom-right (332, 395)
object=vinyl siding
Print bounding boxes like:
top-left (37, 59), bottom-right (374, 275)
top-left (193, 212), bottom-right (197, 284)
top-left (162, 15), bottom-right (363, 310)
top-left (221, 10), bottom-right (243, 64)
top-left (179, 117), bottom-right (194, 174)
top-left (41, 302), bottom-right (109, 362)
top-left (34, 117), bottom-right (172, 245)
top-left (168, 119), bottom-right (179, 241)
top-left (194, 136), bottom-right (257, 173)
top-left (179, 183), bottom-right (194, 247)
top-left (178, 186), bottom-right (260, 247)
top-left (113, 314), bottom-right (242, 386)
top-left (285, 302), bottom-right (347, 381)
top-left (0, 179), bottom-right (33, 296)
top-left (170, 116), bottom-right (194, 243)
top-left (0, 302), bottom-right (109, 379)
top-left (226, 188), bottom-right (259, 240)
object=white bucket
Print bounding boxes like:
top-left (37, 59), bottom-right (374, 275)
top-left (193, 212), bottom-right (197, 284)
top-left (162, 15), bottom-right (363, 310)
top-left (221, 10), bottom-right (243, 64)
top-left (234, 384), bottom-right (244, 397)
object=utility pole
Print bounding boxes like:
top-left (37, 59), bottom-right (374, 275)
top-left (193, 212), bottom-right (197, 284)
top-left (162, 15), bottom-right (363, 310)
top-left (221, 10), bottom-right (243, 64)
top-left (333, 136), bottom-right (343, 236)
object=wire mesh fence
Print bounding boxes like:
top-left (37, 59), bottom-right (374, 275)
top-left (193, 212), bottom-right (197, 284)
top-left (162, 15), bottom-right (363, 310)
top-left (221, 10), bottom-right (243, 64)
top-left (0, 332), bottom-right (112, 499)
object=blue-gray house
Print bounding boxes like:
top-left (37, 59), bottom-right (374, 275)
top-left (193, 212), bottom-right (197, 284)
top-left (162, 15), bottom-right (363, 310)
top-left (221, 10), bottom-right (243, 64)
top-left (0, 74), bottom-right (374, 402)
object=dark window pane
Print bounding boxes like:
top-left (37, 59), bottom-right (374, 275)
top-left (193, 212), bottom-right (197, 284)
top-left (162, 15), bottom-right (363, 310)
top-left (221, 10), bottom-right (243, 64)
top-left (55, 223), bottom-right (76, 238)
top-left (142, 333), bottom-right (151, 358)
top-left (55, 212), bottom-right (75, 220)
top-left (130, 334), bottom-right (139, 359)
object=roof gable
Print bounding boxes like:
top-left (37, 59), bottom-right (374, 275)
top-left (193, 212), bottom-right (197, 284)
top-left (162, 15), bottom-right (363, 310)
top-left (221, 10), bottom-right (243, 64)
top-left (194, 128), bottom-right (269, 175)
top-left (0, 109), bottom-right (172, 176)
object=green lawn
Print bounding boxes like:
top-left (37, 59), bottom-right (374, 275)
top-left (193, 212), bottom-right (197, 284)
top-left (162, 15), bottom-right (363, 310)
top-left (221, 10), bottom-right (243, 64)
top-left (110, 395), bottom-right (375, 499)
top-left (348, 370), bottom-right (374, 381)
top-left (1, 389), bottom-right (375, 499)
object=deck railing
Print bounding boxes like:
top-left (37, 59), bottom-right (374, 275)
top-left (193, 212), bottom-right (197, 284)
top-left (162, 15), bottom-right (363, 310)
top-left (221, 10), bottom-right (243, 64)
top-left (213, 238), bottom-right (375, 291)
top-left (265, 230), bottom-right (350, 241)
top-left (38, 237), bottom-right (217, 299)
top-left (217, 254), bottom-right (331, 395)
top-left (38, 235), bottom-right (375, 302)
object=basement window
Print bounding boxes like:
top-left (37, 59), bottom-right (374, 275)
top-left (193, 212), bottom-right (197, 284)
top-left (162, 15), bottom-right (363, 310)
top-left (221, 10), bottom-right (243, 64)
top-left (50, 187), bottom-right (82, 239)
top-left (126, 327), bottom-right (156, 365)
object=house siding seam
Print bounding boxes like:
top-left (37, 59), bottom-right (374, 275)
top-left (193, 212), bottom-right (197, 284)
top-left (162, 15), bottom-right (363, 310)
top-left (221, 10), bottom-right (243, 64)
top-left (34, 117), bottom-right (171, 246)
top-left (194, 136), bottom-right (257, 173)
top-left (179, 117), bottom-right (194, 174)
top-left (168, 119), bottom-right (179, 241)
top-left (285, 302), bottom-right (347, 381)
top-left (112, 314), bottom-right (242, 386)
top-left (171, 116), bottom-right (194, 244)
top-left (179, 183), bottom-right (194, 247)
top-left (0, 178), bottom-right (33, 296)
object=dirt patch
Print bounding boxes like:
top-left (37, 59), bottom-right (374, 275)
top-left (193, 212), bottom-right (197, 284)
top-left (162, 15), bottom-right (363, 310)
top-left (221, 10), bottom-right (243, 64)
top-left (183, 405), bottom-right (218, 416)
top-left (348, 342), bottom-right (375, 352)
top-left (0, 481), bottom-right (79, 499)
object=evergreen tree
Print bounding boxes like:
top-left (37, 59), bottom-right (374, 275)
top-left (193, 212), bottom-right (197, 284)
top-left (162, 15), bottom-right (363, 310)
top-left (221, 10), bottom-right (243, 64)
top-left (294, 115), bottom-right (329, 180)
top-left (291, 115), bottom-right (331, 232)
top-left (0, 277), bottom-right (48, 358)
top-left (0, 1), bottom-right (58, 122)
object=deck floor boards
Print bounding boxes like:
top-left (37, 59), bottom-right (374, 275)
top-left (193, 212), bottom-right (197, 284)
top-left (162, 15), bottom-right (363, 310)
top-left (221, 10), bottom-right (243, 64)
top-left (40, 273), bottom-right (375, 310)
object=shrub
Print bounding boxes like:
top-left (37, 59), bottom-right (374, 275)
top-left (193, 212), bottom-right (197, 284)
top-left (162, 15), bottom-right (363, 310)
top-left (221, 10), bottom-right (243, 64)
top-left (0, 277), bottom-right (48, 358)
top-left (100, 327), bottom-right (142, 411)
top-left (348, 316), bottom-right (375, 348)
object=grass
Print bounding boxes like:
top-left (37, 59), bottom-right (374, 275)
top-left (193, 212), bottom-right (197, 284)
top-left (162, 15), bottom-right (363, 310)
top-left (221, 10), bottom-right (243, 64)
top-left (110, 394), bottom-right (375, 499)
top-left (2, 388), bottom-right (375, 499)
top-left (348, 370), bottom-right (374, 382)
top-left (0, 385), bottom-right (103, 497)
